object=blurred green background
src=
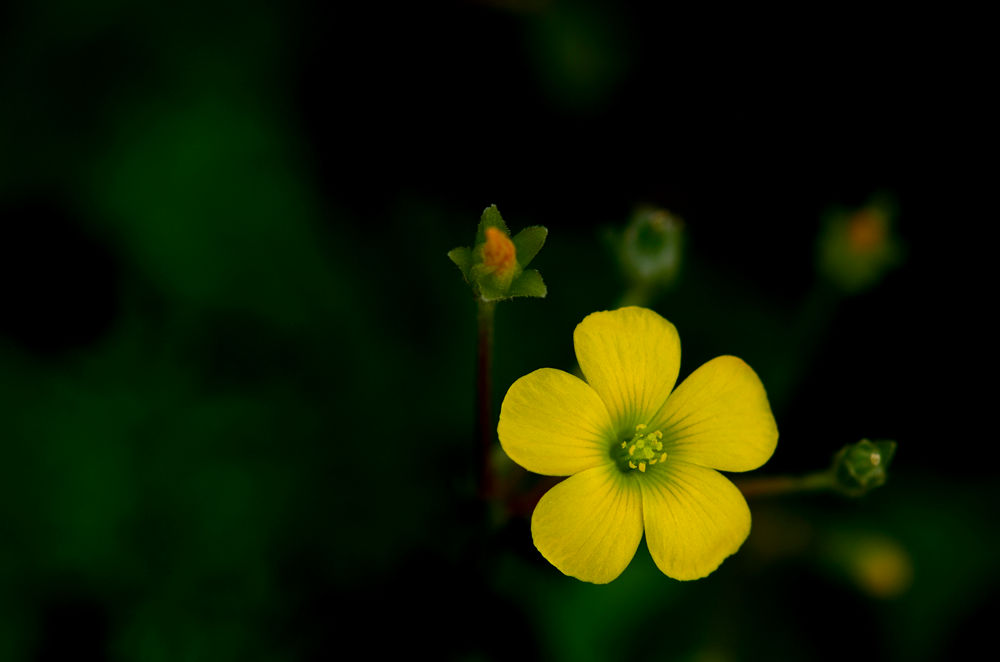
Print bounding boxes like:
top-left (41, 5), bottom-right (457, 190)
top-left (1, 1), bottom-right (992, 660)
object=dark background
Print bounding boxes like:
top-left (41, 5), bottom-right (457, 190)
top-left (1, 1), bottom-right (992, 660)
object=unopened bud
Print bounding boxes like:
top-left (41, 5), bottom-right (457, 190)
top-left (817, 196), bottom-right (902, 293)
top-left (618, 207), bottom-right (684, 290)
top-left (833, 439), bottom-right (896, 497)
top-left (482, 227), bottom-right (517, 277)
top-left (448, 204), bottom-right (548, 302)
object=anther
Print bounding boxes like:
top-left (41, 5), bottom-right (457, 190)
top-left (616, 424), bottom-right (669, 473)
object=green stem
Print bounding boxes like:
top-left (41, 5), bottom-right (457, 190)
top-left (732, 470), bottom-right (835, 498)
top-left (476, 299), bottom-right (497, 499)
top-left (617, 280), bottom-right (653, 308)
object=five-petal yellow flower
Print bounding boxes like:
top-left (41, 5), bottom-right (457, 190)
top-left (498, 307), bottom-right (778, 583)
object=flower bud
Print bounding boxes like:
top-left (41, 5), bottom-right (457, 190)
top-left (832, 439), bottom-right (896, 496)
top-left (615, 207), bottom-right (683, 303)
top-left (482, 227), bottom-right (517, 277)
top-left (817, 196), bottom-right (902, 293)
top-left (823, 530), bottom-right (913, 598)
top-left (448, 204), bottom-right (548, 302)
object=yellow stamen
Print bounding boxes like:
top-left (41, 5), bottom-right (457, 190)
top-left (617, 424), bottom-right (669, 473)
top-left (612, 423), bottom-right (667, 473)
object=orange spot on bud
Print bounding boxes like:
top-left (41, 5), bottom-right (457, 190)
top-left (846, 208), bottom-right (888, 254)
top-left (482, 227), bottom-right (517, 274)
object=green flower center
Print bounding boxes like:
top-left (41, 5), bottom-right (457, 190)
top-left (615, 424), bottom-right (667, 473)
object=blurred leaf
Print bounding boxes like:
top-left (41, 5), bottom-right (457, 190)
top-left (91, 95), bottom-right (336, 326)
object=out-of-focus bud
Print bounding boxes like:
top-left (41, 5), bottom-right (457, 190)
top-left (616, 207), bottom-right (683, 304)
top-left (832, 439), bottom-right (897, 497)
top-left (817, 195), bottom-right (903, 293)
top-left (823, 531), bottom-right (914, 599)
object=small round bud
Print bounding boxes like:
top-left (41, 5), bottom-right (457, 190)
top-left (833, 439), bottom-right (897, 496)
top-left (817, 197), bottom-right (902, 294)
top-left (619, 207), bottom-right (684, 288)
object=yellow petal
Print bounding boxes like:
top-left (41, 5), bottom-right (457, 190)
top-left (649, 356), bottom-right (778, 472)
top-left (498, 368), bottom-right (615, 476)
top-left (574, 307), bottom-right (681, 433)
top-left (531, 464), bottom-right (643, 584)
top-left (641, 460), bottom-right (751, 580)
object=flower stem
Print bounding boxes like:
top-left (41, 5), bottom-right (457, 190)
top-left (732, 470), bottom-right (835, 498)
top-left (476, 298), bottom-right (497, 499)
top-left (617, 281), bottom-right (654, 308)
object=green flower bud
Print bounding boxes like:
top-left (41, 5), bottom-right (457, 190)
top-left (817, 196), bottom-right (903, 294)
top-left (832, 439), bottom-right (897, 497)
top-left (618, 207), bottom-right (683, 289)
top-left (448, 204), bottom-right (548, 302)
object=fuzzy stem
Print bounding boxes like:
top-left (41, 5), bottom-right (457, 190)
top-left (732, 470), bottom-right (835, 498)
top-left (476, 299), bottom-right (497, 498)
top-left (617, 281), bottom-right (654, 308)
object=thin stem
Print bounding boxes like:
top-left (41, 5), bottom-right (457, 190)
top-left (732, 470), bottom-right (835, 498)
top-left (476, 299), bottom-right (497, 499)
top-left (617, 280), bottom-right (653, 308)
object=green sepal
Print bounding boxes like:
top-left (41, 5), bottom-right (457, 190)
top-left (473, 262), bottom-right (519, 301)
top-left (474, 204), bottom-right (511, 247)
top-left (447, 246), bottom-right (474, 282)
top-left (508, 269), bottom-right (547, 298)
top-left (512, 226), bottom-right (547, 268)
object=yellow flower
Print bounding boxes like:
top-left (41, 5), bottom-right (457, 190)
top-left (498, 307), bottom-right (778, 583)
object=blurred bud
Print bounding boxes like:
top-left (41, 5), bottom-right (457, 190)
top-left (850, 535), bottom-right (914, 598)
top-left (616, 207), bottom-right (683, 301)
top-left (832, 439), bottom-right (897, 497)
top-left (448, 205), bottom-right (548, 302)
top-left (823, 531), bottom-right (914, 599)
top-left (817, 195), bottom-right (903, 293)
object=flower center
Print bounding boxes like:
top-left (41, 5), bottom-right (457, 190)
top-left (615, 423), bottom-right (667, 473)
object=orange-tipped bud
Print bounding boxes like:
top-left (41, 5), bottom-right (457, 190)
top-left (846, 208), bottom-right (889, 254)
top-left (482, 227), bottom-right (517, 275)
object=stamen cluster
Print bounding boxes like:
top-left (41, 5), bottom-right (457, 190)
top-left (617, 423), bottom-right (666, 473)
